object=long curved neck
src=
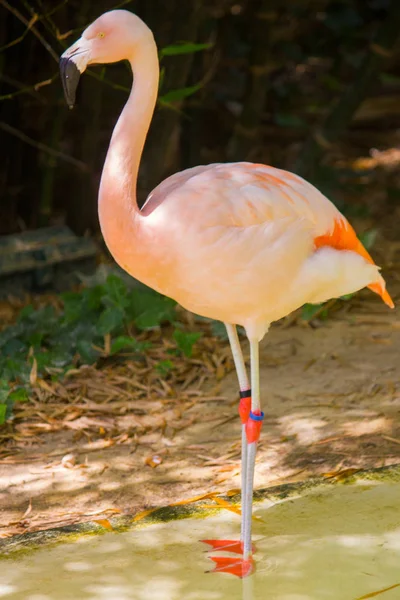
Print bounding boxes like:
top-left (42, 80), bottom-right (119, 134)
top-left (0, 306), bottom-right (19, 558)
top-left (98, 30), bottom-right (159, 270)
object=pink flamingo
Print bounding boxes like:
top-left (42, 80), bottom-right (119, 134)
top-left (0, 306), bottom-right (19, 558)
top-left (60, 10), bottom-right (393, 577)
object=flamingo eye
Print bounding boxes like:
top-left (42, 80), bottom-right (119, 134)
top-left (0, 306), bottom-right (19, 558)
top-left (97, 32), bottom-right (105, 39)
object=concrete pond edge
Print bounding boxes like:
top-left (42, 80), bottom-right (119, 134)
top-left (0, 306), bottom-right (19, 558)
top-left (2, 462), bottom-right (400, 559)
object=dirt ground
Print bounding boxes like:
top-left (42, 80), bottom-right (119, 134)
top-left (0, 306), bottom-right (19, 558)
top-left (1, 281), bottom-right (400, 538)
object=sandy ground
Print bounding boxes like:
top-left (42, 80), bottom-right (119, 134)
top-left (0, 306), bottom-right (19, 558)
top-left (1, 289), bottom-right (399, 537)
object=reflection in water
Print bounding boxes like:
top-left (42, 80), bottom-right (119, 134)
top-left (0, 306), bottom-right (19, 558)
top-left (202, 538), bottom-right (255, 578)
top-left (242, 574), bottom-right (254, 600)
top-left (1, 481), bottom-right (400, 599)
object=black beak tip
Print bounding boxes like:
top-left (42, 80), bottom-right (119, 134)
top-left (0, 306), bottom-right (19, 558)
top-left (59, 56), bottom-right (81, 109)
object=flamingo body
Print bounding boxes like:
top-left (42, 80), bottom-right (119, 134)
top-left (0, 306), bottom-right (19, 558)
top-left (124, 161), bottom-right (388, 339)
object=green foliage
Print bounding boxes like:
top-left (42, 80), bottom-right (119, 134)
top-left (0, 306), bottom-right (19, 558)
top-left (156, 359), bottom-right (174, 377)
top-left (210, 321), bottom-right (228, 340)
top-left (0, 276), bottom-right (202, 424)
top-left (160, 42), bottom-right (212, 57)
top-left (173, 329), bottom-right (202, 357)
top-left (157, 40), bottom-right (211, 108)
top-left (159, 83), bottom-right (202, 106)
top-left (0, 403), bottom-right (6, 425)
top-left (274, 113), bottom-right (307, 129)
top-left (359, 229), bottom-right (378, 251)
top-left (0, 382), bottom-right (10, 425)
top-left (300, 303), bottom-right (328, 322)
top-left (110, 336), bottom-right (149, 356)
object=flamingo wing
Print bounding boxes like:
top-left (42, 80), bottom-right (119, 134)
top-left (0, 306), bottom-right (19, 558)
top-left (141, 163), bottom-right (392, 325)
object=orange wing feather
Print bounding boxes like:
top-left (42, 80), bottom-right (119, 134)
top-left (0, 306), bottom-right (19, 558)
top-left (314, 219), bottom-right (393, 308)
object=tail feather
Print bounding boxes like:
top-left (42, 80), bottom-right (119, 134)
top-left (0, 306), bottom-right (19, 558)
top-left (314, 217), bottom-right (393, 308)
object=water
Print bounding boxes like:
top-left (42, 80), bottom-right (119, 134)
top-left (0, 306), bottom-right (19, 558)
top-left (1, 479), bottom-right (400, 599)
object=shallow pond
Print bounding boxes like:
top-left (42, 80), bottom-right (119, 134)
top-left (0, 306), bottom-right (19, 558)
top-left (1, 474), bottom-right (400, 600)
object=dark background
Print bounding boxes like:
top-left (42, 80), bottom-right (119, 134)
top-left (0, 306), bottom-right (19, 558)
top-left (1, 0), bottom-right (400, 237)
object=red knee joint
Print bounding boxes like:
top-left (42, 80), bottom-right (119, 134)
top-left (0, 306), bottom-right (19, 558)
top-left (245, 410), bottom-right (264, 443)
top-left (238, 389), bottom-right (251, 424)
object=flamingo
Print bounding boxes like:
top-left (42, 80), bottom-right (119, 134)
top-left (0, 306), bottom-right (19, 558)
top-left (60, 9), bottom-right (393, 577)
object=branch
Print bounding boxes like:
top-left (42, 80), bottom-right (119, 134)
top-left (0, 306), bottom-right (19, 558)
top-left (28, 0), bottom-right (69, 42)
top-left (0, 73), bottom-right (58, 101)
top-left (0, 12), bottom-right (38, 53)
top-left (293, 0), bottom-right (400, 179)
top-left (0, 0), bottom-right (67, 53)
top-left (0, 0), bottom-right (59, 62)
top-left (0, 121), bottom-right (89, 172)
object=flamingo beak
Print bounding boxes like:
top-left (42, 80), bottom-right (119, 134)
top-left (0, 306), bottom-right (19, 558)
top-left (60, 38), bottom-right (91, 108)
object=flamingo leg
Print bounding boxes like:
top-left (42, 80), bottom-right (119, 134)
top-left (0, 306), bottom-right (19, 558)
top-left (202, 326), bottom-right (259, 577)
top-left (225, 324), bottom-right (250, 542)
top-left (240, 420), bottom-right (248, 540)
top-left (242, 338), bottom-right (263, 559)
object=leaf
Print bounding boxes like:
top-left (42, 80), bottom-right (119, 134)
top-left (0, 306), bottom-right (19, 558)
top-left (0, 404), bottom-right (6, 425)
top-left (160, 41), bottom-right (212, 57)
top-left (145, 454), bottom-right (163, 468)
top-left (17, 305), bottom-right (34, 322)
top-left (110, 336), bottom-right (147, 355)
top-left (76, 340), bottom-right (100, 364)
top-left (323, 468), bottom-right (360, 481)
top-left (62, 292), bottom-right (85, 323)
top-left (0, 323), bottom-right (26, 350)
top-left (359, 228), bottom-right (378, 250)
top-left (103, 275), bottom-right (129, 310)
top-left (156, 360), bottom-right (174, 376)
top-left (2, 338), bottom-right (27, 356)
top-left (301, 303), bottom-right (324, 322)
top-left (158, 66), bottom-right (165, 90)
top-left (1, 357), bottom-right (30, 383)
top-left (26, 331), bottom-right (44, 348)
top-left (8, 388), bottom-right (29, 403)
top-left (159, 83), bottom-right (202, 105)
top-left (94, 519), bottom-right (113, 531)
top-left (170, 491), bottom-right (218, 506)
top-left (132, 508), bottom-right (157, 522)
top-left (173, 329), bottom-right (202, 357)
top-left (321, 74), bottom-right (342, 92)
top-left (380, 73), bottom-right (400, 85)
top-left (0, 381), bottom-right (9, 403)
top-left (128, 291), bottom-right (176, 330)
top-left (30, 306), bottom-right (57, 330)
top-left (98, 307), bottom-right (125, 335)
top-left (29, 357), bottom-right (38, 386)
top-left (84, 286), bottom-right (104, 311)
top-left (274, 113), bottom-right (306, 129)
top-left (211, 321), bottom-right (228, 340)
top-left (31, 351), bottom-right (53, 372)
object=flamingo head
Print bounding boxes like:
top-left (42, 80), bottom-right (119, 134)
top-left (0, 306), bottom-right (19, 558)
top-left (60, 9), bottom-right (152, 108)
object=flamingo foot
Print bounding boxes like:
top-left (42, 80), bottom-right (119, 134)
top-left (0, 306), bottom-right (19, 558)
top-left (208, 555), bottom-right (255, 578)
top-left (201, 539), bottom-right (256, 555)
